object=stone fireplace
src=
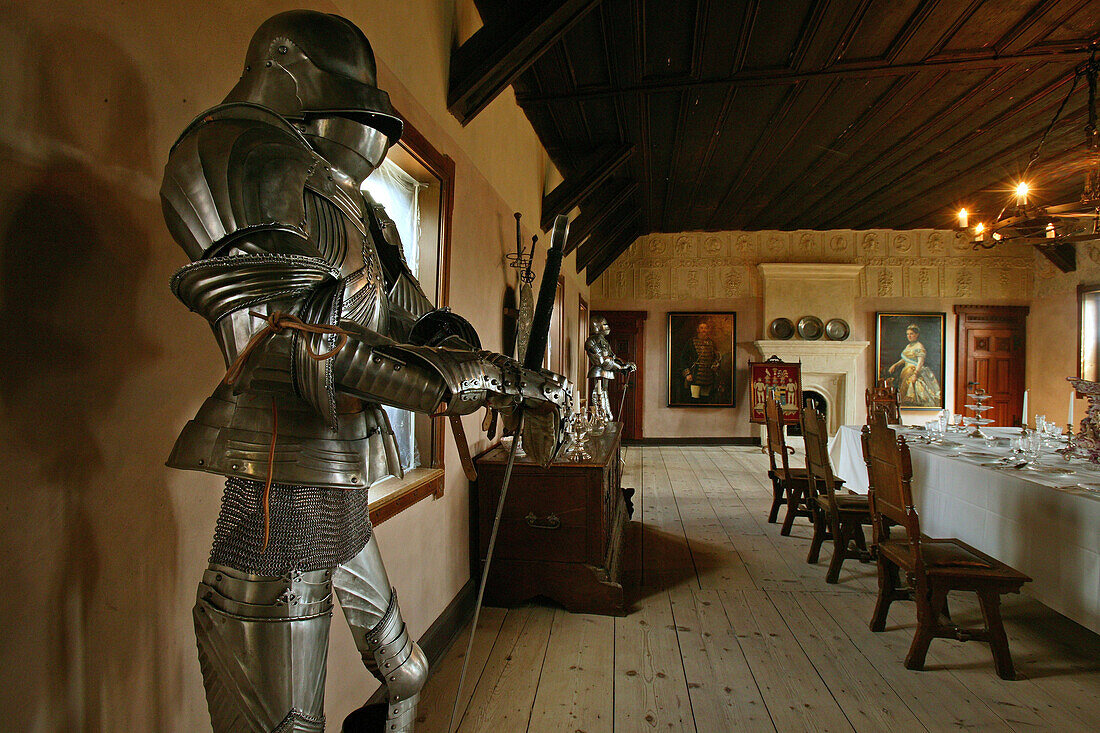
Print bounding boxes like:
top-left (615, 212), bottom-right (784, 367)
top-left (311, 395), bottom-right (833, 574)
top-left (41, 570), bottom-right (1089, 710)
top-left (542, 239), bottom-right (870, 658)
top-left (753, 263), bottom-right (868, 434)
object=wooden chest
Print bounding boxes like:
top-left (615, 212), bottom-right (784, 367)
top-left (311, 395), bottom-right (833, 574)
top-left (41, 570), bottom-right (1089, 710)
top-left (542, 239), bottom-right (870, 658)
top-left (472, 424), bottom-right (628, 616)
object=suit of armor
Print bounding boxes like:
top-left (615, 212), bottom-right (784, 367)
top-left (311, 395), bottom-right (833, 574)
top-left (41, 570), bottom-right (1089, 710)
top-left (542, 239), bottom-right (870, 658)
top-left (584, 317), bottom-right (634, 422)
top-left (162, 12), bottom-right (570, 732)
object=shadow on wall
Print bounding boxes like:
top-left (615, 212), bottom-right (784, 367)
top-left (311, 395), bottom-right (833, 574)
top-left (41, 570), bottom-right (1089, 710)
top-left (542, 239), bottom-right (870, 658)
top-left (0, 18), bottom-right (185, 731)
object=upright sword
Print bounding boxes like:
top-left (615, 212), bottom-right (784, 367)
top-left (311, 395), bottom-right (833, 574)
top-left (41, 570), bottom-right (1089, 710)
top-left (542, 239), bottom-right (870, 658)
top-left (447, 214), bottom-right (568, 732)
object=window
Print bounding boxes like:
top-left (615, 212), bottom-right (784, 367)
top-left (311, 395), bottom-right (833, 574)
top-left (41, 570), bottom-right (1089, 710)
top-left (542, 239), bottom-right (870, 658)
top-left (1080, 283), bottom-right (1100, 382)
top-left (363, 159), bottom-right (429, 472)
top-left (359, 116), bottom-right (455, 522)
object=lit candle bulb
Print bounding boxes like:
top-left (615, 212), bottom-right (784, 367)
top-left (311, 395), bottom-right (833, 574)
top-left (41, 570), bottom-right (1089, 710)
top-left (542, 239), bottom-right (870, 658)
top-left (1046, 222), bottom-right (1056, 239)
top-left (974, 222), bottom-right (985, 240)
top-left (1016, 181), bottom-right (1029, 205)
top-left (958, 208), bottom-right (968, 228)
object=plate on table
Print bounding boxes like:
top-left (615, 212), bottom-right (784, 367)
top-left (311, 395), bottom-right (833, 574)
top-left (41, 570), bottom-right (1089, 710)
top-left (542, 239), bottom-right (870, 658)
top-left (824, 318), bottom-right (850, 341)
top-left (769, 317), bottom-right (795, 340)
top-left (797, 316), bottom-right (824, 340)
top-left (1025, 464), bottom-right (1074, 475)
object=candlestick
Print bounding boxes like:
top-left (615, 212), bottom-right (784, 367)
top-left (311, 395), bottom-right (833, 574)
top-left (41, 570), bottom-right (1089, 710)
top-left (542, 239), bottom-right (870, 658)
top-left (1021, 389), bottom-right (1029, 427)
top-left (1069, 388), bottom-right (1075, 427)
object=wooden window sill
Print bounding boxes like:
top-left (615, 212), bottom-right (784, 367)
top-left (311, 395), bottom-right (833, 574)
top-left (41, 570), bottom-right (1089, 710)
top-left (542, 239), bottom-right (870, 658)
top-left (368, 467), bottom-right (445, 526)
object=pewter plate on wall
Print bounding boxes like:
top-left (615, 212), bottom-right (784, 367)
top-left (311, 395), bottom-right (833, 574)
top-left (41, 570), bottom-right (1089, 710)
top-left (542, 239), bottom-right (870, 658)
top-left (797, 316), bottom-right (824, 340)
top-left (769, 317), bottom-right (795, 340)
top-left (825, 318), bottom-right (850, 341)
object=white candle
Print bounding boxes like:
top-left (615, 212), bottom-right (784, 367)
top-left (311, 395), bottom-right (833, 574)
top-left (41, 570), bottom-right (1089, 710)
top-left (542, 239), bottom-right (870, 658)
top-left (1022, 390), bottom-right (1029, 426)
top-left (1069, 389), bottom-right (1075, 427)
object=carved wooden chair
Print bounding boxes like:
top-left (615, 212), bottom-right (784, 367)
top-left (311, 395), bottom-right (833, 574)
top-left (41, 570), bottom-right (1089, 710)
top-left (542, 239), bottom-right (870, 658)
top-left (861, 415), bottom-right (1031, 680)
top-left (802, 406), bottom-right (872, 583)
top-left (866, 379), bottom-right (902, 425)
top-left (763, 390), bottom-right (813, 535)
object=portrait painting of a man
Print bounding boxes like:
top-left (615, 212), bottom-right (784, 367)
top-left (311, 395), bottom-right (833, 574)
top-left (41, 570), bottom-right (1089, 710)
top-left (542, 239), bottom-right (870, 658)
top-left (668, 312), bottom-right (736, 407)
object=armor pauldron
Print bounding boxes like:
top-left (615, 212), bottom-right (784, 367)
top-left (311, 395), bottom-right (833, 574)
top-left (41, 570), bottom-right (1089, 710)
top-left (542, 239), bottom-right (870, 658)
top-left (170, 254), bottom-right (340, 325)
top-left (162, 103), bottom-right (364, 261)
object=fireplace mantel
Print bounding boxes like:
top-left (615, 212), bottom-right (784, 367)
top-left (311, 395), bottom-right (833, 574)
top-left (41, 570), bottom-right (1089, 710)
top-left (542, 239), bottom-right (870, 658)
top-left (753, 339), bottom-right (870, 432)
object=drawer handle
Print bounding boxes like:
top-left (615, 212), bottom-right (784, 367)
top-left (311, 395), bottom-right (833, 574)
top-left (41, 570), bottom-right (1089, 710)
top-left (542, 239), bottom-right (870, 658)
top-left (525, 512), bottom-right (561, 530)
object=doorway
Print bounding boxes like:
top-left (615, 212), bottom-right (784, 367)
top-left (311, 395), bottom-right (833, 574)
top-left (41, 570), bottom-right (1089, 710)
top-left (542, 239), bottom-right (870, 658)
top-left (593, 310), bottom-right (647, 440)
top-left (954, 305), bottom-right (1028, 427)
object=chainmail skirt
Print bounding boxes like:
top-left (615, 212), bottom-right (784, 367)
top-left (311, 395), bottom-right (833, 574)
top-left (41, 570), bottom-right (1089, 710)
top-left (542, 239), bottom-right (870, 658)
top-left (209, 477), bottom-right (372, 575)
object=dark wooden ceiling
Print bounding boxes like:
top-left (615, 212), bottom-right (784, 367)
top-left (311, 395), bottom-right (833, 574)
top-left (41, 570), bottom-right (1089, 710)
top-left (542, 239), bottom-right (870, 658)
top-left (457, 1), bottom-right (1100, 281)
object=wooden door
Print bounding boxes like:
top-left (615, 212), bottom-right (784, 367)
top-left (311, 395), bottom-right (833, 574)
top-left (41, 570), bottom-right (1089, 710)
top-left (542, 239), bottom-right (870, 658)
top-left (594, 310), bottom-right (647, 440)
top-left (954, 306), bottom-right (1028, 427)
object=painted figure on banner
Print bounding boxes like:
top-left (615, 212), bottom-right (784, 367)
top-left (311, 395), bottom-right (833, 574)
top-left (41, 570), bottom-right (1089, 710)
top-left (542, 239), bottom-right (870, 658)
top-left (585, 316), bottom-right (635, 422)
top-left (886, 323), bottom-right (942, 407)
top-left (748, 359), bottom-right (802, 423)
top-left (159, 11), bottom-right (571, 732)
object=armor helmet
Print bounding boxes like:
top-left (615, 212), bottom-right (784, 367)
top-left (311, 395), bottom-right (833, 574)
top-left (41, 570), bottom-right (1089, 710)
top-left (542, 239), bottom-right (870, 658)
top-left (591, 316), bottom-right (610, 336)
top-left (224, 11), bottom-right (403, 142)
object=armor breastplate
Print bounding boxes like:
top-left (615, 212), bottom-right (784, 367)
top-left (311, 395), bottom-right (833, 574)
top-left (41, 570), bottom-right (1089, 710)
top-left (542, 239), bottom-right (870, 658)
top-left (586, 335), bottom-right (616, 380)
top-left (162, 104), bottom-right (407, 488)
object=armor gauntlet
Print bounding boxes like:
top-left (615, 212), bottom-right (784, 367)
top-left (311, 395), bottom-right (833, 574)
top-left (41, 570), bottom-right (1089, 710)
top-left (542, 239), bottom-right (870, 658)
top-left (332, 322), bottom-right (572, 464)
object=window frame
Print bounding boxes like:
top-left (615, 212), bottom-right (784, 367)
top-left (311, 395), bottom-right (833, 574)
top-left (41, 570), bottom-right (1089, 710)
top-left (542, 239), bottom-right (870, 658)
top-left (368, 112), bottom-right (455, 525)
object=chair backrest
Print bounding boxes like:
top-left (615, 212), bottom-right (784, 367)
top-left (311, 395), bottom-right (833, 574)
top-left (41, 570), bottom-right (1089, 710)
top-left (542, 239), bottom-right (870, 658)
top-left (866, 380), bottom-right (901, 425)
top-left (801, 405), bottom-right (838, 504)
top-left (764, 388), bottom-right (791, 477)
top-left (861, 414), bottom-right (924, 568)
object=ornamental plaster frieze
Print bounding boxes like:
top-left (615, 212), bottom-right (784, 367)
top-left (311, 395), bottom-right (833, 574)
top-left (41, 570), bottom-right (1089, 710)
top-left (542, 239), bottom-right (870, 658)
top-left (593, 228), bottom-right (1036, 301)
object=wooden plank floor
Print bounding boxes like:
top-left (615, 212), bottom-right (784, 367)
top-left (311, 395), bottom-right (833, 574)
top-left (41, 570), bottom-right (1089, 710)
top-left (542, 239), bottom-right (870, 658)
top-left (416, 446), bottom-right (1100, 732)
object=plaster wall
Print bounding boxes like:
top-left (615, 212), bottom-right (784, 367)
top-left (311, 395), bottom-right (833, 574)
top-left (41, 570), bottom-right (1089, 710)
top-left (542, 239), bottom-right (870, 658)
top-left (1027, 248), bottom-right (1100, 428)
top-left (593, 230), bottom-right (1031, 438)
top-left (0, 1), bottom-right (583, 729)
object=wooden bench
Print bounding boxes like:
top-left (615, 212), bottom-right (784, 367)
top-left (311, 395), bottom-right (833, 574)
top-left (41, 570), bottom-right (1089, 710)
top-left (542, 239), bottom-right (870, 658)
top-left (861, 415), bottom-right (1031, 679)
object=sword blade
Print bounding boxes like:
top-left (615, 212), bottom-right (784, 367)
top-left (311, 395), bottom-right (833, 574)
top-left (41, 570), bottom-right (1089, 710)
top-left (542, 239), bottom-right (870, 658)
top-left (448, 414), bottom-right (523, 732)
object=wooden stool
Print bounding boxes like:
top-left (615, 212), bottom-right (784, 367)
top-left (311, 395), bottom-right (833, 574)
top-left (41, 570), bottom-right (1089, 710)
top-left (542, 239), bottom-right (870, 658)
top-left (862, 416), bottom-right (1031, 680)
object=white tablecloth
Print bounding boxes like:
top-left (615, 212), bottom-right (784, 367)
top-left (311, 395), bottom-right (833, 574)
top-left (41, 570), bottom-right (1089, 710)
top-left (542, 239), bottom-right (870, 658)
top-left (829, 424), bottom-right (1100, 634)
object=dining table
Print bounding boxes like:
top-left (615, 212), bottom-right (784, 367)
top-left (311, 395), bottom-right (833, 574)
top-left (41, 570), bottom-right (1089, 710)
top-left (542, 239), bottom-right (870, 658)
top-left (828, 424), bottom-right (1100, 635)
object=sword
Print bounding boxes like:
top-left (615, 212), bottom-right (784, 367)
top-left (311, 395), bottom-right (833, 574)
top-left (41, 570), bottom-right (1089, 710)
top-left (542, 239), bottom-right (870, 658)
top-left (448, 214), bottom-right (568, 732)
top-left (616, 369), bottom-right (632, 424)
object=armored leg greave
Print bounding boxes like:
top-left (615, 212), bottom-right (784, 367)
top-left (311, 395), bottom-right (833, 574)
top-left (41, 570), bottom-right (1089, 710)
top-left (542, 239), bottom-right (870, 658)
top-left (334, 538), bottom-right (428, 733)
top-left (194, 565), bottom-right (333, 732)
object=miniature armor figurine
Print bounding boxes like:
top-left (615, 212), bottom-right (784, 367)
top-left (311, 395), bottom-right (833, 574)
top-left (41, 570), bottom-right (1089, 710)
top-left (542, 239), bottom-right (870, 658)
top-left (160, 11), bottom-right (570, 732)
top-left (585, 316), bottom-right (635, 422)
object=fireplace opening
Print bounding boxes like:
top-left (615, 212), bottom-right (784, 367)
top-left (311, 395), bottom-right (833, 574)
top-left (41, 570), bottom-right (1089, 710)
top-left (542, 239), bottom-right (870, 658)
top-left (787, 389), bottom-right (827, 436)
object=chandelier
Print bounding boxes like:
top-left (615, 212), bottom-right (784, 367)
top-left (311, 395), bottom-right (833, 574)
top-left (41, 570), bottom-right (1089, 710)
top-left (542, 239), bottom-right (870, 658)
top-left (961, 49), bottom-right (1100, 261)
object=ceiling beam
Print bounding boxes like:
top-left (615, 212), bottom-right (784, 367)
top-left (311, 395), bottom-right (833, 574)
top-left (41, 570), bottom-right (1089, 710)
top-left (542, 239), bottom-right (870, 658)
top-left (514, 42), bottom-right (1093, 105)
top-left (448, 0), bottom-right (601, 125)
top-left (815, 70), bottom-right (1082, 229)
top-left (565, 180), bottom-right (639, 254)
top-left (1036, 243), bottom-right (1076, 273)
top-left (586, 224), bottom-right (642, 285)
top-left (541, 144), bottom-right (634, 229)
top-left (576, 206), bottom-right (641, 272)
